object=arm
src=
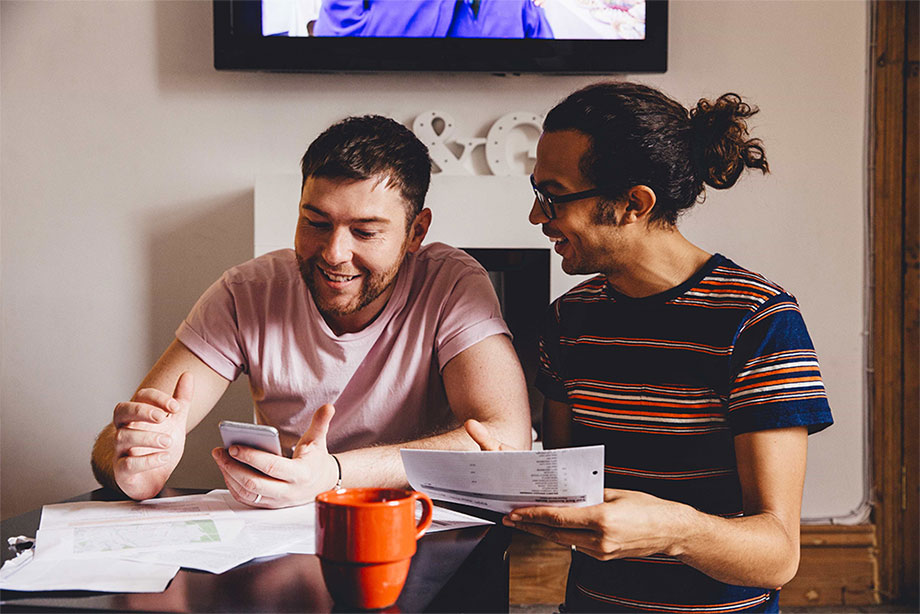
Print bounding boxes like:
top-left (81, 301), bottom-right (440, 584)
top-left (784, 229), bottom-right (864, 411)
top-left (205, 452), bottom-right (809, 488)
top-left (503, 425), bottom-right (808, 589)
top-left (338, 332), bottom-right (533, 481)
top-left (212, 332), bottom-right (533, 508)
top-left (91, 339), bottom-right (231, 500)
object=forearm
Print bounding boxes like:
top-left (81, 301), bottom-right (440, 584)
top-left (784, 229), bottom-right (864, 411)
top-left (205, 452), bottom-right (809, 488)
top-left (337, 417), bottom-right (528, 489)
top-left (669, 504), bottom-right (800, 588)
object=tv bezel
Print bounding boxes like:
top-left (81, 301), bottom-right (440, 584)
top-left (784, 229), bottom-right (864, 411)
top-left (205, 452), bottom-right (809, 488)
top-left (213, 0), bottom-right (668, 74)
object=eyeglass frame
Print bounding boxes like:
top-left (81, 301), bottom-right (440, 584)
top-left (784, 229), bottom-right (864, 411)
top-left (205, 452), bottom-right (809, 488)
top-left (529, 174), bottom-right (605, 220)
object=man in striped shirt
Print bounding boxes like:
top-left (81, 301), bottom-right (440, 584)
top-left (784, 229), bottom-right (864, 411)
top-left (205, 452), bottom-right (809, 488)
top-left (467, 82), bottom-right (832, 613)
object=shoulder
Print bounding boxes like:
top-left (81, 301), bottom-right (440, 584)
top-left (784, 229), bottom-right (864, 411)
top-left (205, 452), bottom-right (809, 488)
top-left (408, 242), bottom-right (488, 280)
top-left (221, 249), bottom-right (300, 288)
top-left (547, 276), bottom-right (607, 319)
top-left (691, 255), bottom-right (795, 312)
top-left (557, 276), bottom-right (607, 304)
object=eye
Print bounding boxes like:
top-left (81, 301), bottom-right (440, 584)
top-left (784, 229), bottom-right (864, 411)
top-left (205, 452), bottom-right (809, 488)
top-left (353, 229), bottom-right (378, 239)
top-left (302, 218), bottom-right (330, 230)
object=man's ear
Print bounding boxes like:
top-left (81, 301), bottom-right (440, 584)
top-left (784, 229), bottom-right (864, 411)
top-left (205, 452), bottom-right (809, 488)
top-left (406, 208), bottom-right (432, 253)
top-left (623, 185), bottom-right (656, 223)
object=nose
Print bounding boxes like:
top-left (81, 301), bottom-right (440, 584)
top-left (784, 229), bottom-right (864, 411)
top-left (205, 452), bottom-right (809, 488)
top-left (528, 198), bottom-right (548, 225)
top-left (321, 228), bottom-right (352, 266)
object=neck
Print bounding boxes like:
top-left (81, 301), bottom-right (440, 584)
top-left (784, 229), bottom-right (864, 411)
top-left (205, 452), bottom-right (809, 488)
top-left (605, 225), bottom-right (712, 298)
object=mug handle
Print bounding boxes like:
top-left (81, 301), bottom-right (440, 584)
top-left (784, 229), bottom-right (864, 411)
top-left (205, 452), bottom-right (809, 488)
top-left (412, 491), bottom-right (434, 539)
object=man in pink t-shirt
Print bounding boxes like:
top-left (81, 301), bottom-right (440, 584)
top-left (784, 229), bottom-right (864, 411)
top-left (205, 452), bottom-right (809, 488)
top-left (91, 115), bottom-right (532, 508)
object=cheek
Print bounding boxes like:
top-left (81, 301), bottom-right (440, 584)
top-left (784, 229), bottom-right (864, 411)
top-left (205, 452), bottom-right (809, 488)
top-left (294, 229), bottom-right (316, 255)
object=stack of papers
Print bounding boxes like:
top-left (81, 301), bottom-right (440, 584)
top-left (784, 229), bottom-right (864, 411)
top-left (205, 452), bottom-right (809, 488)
top-left (0, 490), bottom-right (489, 593)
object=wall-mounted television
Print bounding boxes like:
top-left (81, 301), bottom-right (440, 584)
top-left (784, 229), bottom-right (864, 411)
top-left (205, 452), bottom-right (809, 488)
top-left (214, 0), bottom-right (668, 73)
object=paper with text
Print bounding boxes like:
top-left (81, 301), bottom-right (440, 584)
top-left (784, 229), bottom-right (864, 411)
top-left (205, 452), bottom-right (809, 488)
top-left (2, 490), bottom-right (492, 589)
top-left (400, 446), bottom-right (605, 513)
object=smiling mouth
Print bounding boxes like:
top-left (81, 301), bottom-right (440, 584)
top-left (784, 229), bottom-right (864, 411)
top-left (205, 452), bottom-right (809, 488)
top-left (318, 268), bottom-right (359, 283)
top-left (547, 234), bottom-right (569, 253)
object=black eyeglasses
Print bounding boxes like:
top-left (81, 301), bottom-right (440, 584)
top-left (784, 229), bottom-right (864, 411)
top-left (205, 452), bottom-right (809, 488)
top-left (530, 174), bottom-right (604, 220)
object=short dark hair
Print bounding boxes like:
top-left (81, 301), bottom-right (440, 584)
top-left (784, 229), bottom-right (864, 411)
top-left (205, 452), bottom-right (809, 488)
top-left (300, 115), bottom-right (432, 224)
top-left (543, 82), bottom-right (769, 225)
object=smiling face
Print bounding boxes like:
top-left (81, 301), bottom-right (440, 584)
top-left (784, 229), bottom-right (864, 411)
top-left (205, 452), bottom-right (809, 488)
top-left (295, 175), bottom-right (429, 334)
top-left (530, 130), bottom-right (628, 277)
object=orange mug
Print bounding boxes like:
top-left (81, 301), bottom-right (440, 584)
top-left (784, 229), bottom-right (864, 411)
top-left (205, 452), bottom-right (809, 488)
top-left (315, 487), bottom-right (433, 610)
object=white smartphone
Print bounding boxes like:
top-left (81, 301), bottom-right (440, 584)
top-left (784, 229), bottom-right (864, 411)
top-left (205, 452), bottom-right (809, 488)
top-left (219, 420), bottom-right (284, 456)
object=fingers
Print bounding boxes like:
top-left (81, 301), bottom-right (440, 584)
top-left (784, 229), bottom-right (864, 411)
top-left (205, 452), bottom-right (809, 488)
top-left (115, 427), bottom-right (172, 452)
top-left (212, 448), bottom-right (276, 508)
top-left (224, 444), bottom-right (287, 480)
top-left (504, 519), bottom-right (598, 550)
top-left (505, 505), bottom-right (595, 529)
top-left (113, 401), bottom-right (164, 427)
top-left (115, 450), bottom-right (170, 474)
top-left (113, 382), bottom-right (188, 427)
top-left (464, 419), bottom-right (514, 451)
top-left (292, 404), bottom-right (335, 458)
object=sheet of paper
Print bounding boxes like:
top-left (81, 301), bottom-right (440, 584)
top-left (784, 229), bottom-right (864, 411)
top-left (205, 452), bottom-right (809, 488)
top-left (34, 518), bottom-right (245, 560)
top-left (118, 520), bottom-right (308, 573)
top-left (424, 504), bottom-right (493, 532)
top-left (401, 446), bottom-right (605, 513)
top-left (17, 489), bottom-right (492, 588)
top-left (0, 549), bottom-right (179, 593)
top-left (38, 493), bottom-right (232, 530)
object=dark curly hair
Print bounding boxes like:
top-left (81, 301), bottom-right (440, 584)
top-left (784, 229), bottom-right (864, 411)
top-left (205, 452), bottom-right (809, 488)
top-left (301, 115), bottom-right (432, 224)
top-left (543, 82), bottom-right (769, 225)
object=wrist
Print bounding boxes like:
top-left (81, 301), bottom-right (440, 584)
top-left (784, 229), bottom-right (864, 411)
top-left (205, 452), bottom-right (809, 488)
top-left (663, 501), bottom-right (701, 558)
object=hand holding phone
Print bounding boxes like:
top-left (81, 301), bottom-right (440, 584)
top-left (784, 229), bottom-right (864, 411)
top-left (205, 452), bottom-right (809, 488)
top-left (219, 420), bottom-right (283, 456)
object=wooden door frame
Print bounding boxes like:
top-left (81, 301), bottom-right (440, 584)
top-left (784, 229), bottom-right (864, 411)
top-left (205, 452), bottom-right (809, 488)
top-left (869, 0), bottom-right (918, 606)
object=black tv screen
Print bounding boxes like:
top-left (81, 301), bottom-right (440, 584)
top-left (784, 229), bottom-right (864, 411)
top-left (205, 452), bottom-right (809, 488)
top-left (214, 0), bottom-right (668, 73)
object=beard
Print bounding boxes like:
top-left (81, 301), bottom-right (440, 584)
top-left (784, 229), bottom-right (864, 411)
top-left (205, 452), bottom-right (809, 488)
top-left (296, 252), bottom-right (404, 320)
top-left (559, 201), bottom-right (623, 276)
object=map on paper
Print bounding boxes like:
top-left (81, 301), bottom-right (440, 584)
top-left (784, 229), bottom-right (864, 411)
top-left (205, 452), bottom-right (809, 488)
top-left (73, 519), bottom-right (221, 554)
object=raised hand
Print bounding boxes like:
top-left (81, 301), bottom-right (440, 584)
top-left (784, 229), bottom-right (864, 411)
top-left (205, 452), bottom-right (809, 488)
top-left (212, 403), bottom-right (339, 508)
top-left (112, 371), bottom-right (194, 500)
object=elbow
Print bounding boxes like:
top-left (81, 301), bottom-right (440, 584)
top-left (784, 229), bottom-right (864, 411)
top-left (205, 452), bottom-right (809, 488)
top-left (772, 548), bottom-right (801, 588)
top-left (755, 541), bottom-right (800, 589)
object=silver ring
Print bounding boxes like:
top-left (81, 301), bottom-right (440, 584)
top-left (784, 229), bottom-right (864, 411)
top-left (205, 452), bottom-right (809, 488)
top-left (254, 493), bottom-right (263, 504)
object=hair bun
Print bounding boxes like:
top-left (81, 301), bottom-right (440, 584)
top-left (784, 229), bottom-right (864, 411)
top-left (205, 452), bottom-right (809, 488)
top-left (690, 93), bottom-right (769, 190)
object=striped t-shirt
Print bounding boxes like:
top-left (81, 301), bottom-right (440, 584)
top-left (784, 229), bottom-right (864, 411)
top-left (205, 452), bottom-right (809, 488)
top-left (536, 254), bottom-right (833, 613)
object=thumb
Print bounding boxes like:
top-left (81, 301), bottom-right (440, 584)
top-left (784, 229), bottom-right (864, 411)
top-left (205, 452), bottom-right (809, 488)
top-left (465, 419), bottom-right (514, 451)
top-left (293, 403), bottom-right (335, 458)
top-left (171, 371), bottom-right (194, 412)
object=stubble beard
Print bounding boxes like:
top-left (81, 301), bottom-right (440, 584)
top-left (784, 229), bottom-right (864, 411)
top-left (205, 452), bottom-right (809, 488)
top-left (560, 203), bottom-right (623, 277)
top-left (297, 251), bottom-right (405, 319)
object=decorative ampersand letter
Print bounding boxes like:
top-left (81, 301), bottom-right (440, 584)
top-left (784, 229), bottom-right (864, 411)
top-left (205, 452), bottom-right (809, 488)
top-left (412, 111), bottom-right (486, 175)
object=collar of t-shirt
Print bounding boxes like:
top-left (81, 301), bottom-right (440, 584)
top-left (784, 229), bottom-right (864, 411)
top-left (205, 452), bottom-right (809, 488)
top-left (603, 253), bottom-right (725, 306)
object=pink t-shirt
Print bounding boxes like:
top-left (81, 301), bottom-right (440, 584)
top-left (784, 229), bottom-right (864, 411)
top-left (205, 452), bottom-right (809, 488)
top-left (176, 242), bottom-right (510, 453)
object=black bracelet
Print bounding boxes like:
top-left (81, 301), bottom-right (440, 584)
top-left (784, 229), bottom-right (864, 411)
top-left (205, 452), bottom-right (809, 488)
top-left (330, 453), bottom-right (343, 490)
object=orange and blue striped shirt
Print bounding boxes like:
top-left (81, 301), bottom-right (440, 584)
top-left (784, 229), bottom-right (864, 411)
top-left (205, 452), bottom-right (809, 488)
top-left (536, 254), bottom-right (832, 613)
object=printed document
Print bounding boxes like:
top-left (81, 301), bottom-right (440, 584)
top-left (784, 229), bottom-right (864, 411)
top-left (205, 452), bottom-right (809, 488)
top-left (0, 490), bottom-right (491, 592)
top-left (400, 445), bottom-right (605, 513)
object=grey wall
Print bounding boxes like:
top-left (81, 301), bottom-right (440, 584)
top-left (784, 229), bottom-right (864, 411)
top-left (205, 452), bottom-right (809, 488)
top-left (1, 0), bottom-right (868, 521)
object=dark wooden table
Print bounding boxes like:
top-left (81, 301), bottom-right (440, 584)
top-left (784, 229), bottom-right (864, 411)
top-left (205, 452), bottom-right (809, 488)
top-left (0, 488), bottom-right (510, 612)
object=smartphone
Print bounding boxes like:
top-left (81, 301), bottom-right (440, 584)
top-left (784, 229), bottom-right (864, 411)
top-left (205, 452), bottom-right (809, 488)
top-left (219, 420), bottom-right (284, 456)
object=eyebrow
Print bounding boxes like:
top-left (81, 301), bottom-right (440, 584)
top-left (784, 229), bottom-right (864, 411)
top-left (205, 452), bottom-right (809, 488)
top-left (301, 204), bottom-right (391, 225)
top-left (535, 178), bottom-right (568, 194)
